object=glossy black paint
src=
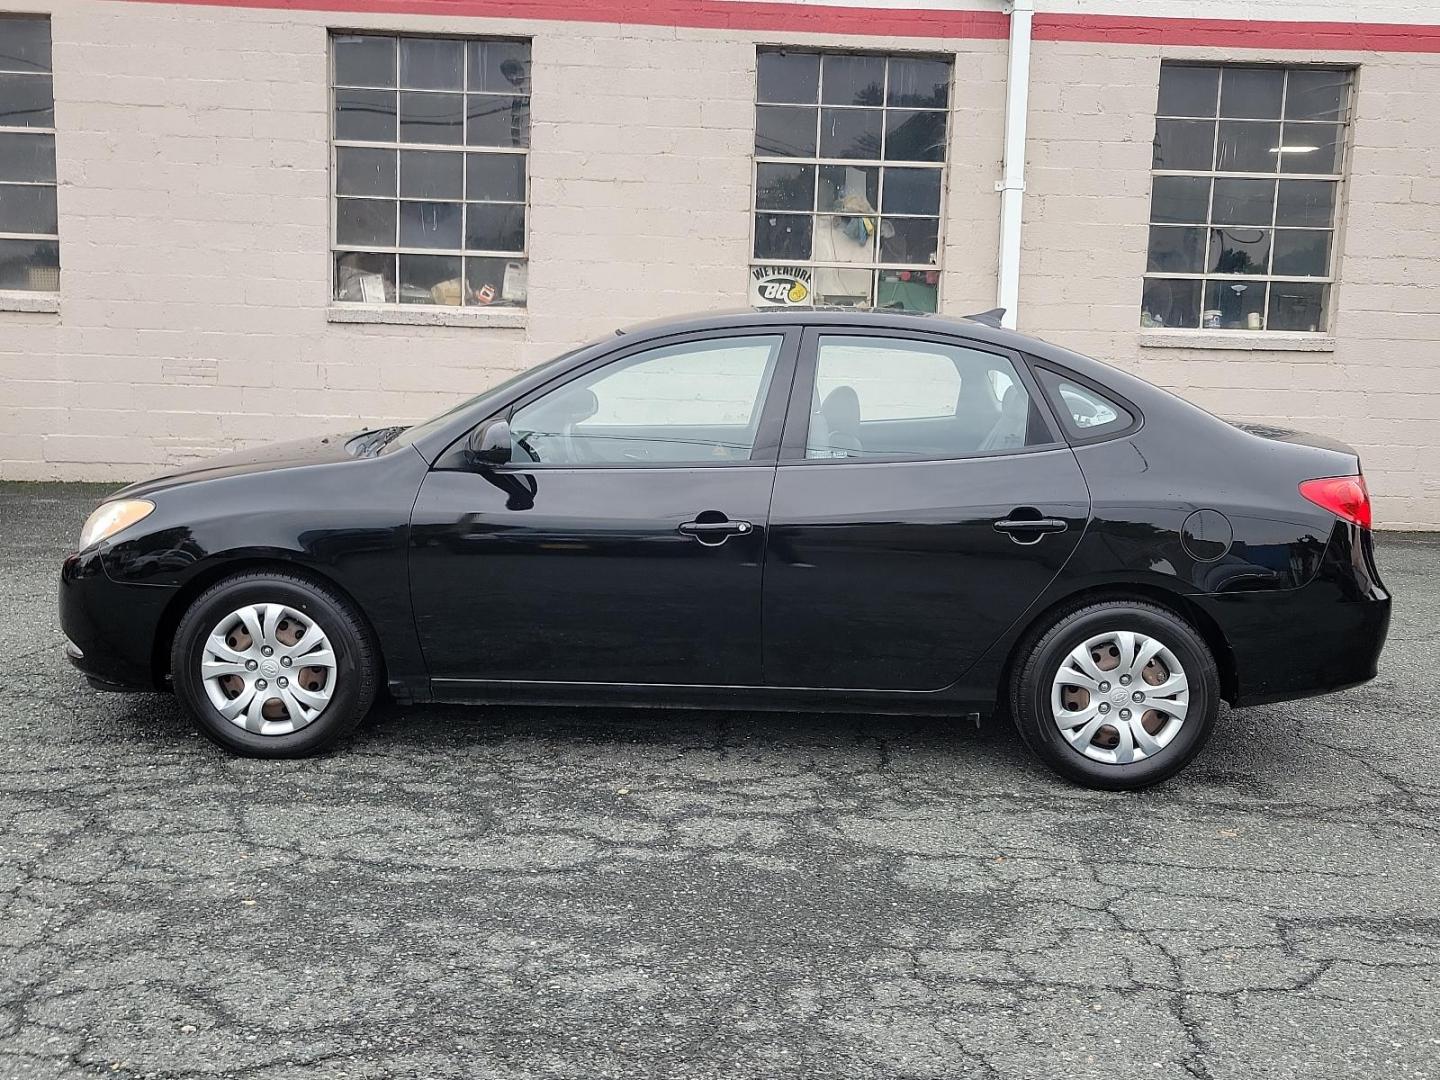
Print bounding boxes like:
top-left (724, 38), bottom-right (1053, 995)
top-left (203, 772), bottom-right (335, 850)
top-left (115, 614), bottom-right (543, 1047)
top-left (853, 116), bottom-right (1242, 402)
top-left (59, 308), bottom-right (1389, 720)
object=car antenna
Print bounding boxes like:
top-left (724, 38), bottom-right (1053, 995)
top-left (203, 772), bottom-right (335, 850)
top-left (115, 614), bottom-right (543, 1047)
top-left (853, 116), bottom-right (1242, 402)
top-left (965, 308), bottom-right (1006, 328)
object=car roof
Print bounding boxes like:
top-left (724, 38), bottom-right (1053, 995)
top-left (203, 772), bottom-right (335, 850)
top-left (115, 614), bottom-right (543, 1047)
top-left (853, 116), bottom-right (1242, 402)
top-left (617, 306), bottom-right (1018, 343)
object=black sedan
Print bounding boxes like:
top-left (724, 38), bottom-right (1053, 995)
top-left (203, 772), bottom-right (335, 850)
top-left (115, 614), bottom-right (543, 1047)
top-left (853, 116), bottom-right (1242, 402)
top-left (59, 309), bottom-right (1390, 789)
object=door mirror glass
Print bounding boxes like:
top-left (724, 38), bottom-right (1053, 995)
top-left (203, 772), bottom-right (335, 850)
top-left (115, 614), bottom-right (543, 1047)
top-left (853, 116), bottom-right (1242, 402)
top-left (465, 417), bottom-right (513, 466)
top-left (510, 335), bottom-right (783, 465)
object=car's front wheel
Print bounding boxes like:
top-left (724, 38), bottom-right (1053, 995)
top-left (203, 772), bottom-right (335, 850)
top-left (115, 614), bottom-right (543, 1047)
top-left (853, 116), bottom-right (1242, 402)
top-left (170, 570), bottom-right (379, 757)
top-left (1009, 600), bottom-right (1220, 790)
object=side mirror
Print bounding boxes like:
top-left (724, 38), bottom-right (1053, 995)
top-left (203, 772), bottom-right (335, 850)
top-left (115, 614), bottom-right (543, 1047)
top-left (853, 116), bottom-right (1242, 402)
top-left (465, 418), bottom-right (513, 467)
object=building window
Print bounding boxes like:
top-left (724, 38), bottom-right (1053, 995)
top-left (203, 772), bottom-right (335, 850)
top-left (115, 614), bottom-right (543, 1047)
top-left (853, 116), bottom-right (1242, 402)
top-left (0, 16), bottom-right (58, 293)
top-left (1142, 63), bottom-right (1350, 333)
top-left (750, 49), bottom-right (951, 313)
top-left (330, 33), bottom-right (530, 308)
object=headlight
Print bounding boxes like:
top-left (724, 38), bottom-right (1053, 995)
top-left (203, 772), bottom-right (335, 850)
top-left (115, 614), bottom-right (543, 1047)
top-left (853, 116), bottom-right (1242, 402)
top-left (79, 499), bottom-right (155, 550)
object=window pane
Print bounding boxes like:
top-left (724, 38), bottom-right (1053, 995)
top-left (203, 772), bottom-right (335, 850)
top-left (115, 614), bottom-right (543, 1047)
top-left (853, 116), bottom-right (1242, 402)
top-left (468, 40), bottom-right (530, 94)
top-left (465, 152), bottom-right (525, 201)
top-left (0, 237), bottom-right (58, 291)
top-left (1268, 281), bottom-right (1327, 331)
top-left (1271, 229), bottom-right (1330, 277)
top-left (400, 149), bottom-right (463, 198)
top-left (1039, 373), bottom-right (1133, 435)
top-left (1212, 177), bottom-right (1275, 226)
top-left (757, 51), bottom-right (818, 104)
top-left (821, 54), bottom-right (884, 106)
top-left (0, 18), bottom-right (51, 74)
top-left (399, 90), bottom-right (463, 144)
top-left (820, 107), bottom-right (881, 159)
top-left (807, 337), bottom-right (1035, 459)
top-left (1146, 225), bottom-right (1205, 273)
top-left (1209, 226), bottom-right (1270, 274)
top-left (0, 74), bottom-right (53, 127)
top-left (1140, 278), bottom-right (1201, 328)
top-left (464, 256), bottom-right (526, 306)
top-left (334, 88), bottom-right (396, 142)
top-left (398, 253), bottom-right (462, 304)
top-left (1275, 179), bottom-right (1336, 227)
top-left (0, 183), bottom-right (55, 234)
top-left (754, 212), bottom-right (812, 259)
top-left (876, 268), bottom-right (938, 312)
top-left (1203, 279), bottom-right (1267, 329)
top-left (755, 162), bottom-right (815, 211)
top-left (0, 132), bottom-right (54, 183)
top-left (1220, 68), bottom-right (1284, 119)
top-left (335, 198), bottom-right (396, 247)
top-left (333, 251), bottom-right (395, 303)
top-left (1278, 123), bottom-right (1341, 174)
top-left (887, 57), bottom-right (948, 109)
top-left (333, 34), bottom-right (395, 88)
top-left (1216, 120), bottom-right (1279, 173)
top-left (1157, 65), bottom-right (1218, 118)
top-left (755, 105), bottom-right (817, 157)
top-left (881, 166), bottom-right (940, 215)
top-left (335, 147), bottom-right (395, 196)
top-left (819, 164), bottom-right (877, 212)
top-left (814, 209), bottom-right (876, 260)
top-left (465, 203), bottom-right (524, 251)
top-left (1150, 176), bottom-right (1210, 224)
top-left (814, 267), bottom-right (872, 306)
top-left (466, 94), bottom-right (529, 148)
top-left (1152, 119), bottom-right (1214, 171)
top-left (512, 337), bottom-right (783, 465)
top-left (884, 109), bottom-right (946, 161)
top-left (880, 217), bottom-right (939, 264)
top-left (398, 201), bottom-right (462, 248)
top-left (1285, 69), bottom-right (1348, 122)
top-left (399, 38), bottom-right (463, 90)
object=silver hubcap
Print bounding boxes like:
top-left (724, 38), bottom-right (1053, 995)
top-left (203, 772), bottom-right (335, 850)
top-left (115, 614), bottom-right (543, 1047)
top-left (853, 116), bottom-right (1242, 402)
top-left (1050, 630), bottom-right (1190, 765)
top-left (201, 604), bottom-right (337, 736)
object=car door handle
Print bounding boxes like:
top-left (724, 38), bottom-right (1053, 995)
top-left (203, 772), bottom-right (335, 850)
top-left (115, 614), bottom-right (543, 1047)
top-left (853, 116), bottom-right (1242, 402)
top-left (678, 516), bottom-right (753, 546)
top-left (993, 513), bottom-right (1069, 544)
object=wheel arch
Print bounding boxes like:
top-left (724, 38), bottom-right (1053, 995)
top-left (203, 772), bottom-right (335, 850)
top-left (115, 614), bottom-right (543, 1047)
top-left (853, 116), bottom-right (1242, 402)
top-left (151, 556), bottom-right (387, 691)
top-left (999, 583), bottom-right (1238, 707)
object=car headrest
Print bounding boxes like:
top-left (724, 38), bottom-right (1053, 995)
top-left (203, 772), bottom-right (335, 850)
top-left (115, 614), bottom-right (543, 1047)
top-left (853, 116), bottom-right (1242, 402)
top-left (820, 385), bottom-right (861, 432)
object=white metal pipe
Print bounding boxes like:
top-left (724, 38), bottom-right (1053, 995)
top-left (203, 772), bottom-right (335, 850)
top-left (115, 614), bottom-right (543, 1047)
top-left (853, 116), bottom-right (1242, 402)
top-left (996, 0), bottom-right (1034, 330)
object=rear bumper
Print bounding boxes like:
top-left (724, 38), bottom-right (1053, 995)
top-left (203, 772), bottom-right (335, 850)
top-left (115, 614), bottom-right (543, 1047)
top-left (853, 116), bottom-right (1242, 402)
top-left (59, 548), bottom-right (175, 692)
top-left (1196, 522), bottom-right (1390, 707)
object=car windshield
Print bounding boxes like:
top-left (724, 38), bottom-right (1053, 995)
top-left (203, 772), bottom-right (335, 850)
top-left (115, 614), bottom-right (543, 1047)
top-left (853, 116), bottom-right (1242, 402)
top-left (382, 337), bottom-right (608, 454)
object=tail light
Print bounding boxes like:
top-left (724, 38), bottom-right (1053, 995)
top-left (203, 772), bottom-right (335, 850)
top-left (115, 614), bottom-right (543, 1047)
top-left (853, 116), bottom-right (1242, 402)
top-left (1299, 475), bottom-right (1372, 529)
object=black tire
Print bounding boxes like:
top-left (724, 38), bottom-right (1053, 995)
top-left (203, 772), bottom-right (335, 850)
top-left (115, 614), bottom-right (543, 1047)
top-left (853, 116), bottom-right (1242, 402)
top-left (1008, 600), bottom-right (1220, 790)
top-left (170, 570), bottom-right (380, 758)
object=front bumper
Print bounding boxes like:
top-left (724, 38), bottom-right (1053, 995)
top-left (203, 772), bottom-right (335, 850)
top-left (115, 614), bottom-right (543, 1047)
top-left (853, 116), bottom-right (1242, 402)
top-left (1195, 522), bottom-right (1390, 707)
top-left (59, 547), bottom-right (176, 692)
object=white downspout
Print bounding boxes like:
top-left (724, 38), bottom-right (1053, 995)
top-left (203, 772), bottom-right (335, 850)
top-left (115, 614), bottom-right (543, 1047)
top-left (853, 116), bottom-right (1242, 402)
top-left (996, 0), bottom-right (1034, 330)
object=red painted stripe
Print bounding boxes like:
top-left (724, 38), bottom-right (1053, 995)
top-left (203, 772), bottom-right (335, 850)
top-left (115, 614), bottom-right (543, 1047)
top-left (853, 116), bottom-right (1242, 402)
top-left (108, 0), bottom-right (1440, 54)
top-left (1033, 13), bottom-right (1440, 54)
top-left (109, 0), bottom-right (1011, 38)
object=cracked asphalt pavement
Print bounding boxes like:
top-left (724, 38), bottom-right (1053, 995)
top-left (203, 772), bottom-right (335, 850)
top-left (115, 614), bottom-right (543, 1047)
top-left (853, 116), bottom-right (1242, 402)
top-left (2, 481), bottom-right (1438, 1079)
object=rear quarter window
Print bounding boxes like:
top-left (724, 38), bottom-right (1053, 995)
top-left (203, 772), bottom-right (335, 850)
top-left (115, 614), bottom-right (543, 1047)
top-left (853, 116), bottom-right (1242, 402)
top-left (1037, 369), bottom-right (1135, 440)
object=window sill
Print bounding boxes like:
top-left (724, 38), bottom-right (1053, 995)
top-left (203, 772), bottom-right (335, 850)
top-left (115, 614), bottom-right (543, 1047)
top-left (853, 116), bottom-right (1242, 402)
top-left (327, 304), bottom-right (526, 329)
top-left (1137, 329), bottom-right (1335, 353)
top-left (0, 290), bottom-right (59, 314)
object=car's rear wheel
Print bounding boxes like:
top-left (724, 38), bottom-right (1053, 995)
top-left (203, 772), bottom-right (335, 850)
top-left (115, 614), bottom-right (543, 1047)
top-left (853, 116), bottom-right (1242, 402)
top-left (170, 571), bottom-right (379, 757)
top-left (1009, 600), bottom-right (1219, 790)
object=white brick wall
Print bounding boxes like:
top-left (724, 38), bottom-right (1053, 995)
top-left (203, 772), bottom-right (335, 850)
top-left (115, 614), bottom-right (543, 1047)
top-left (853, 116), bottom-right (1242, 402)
top-left (0, 0), bottom-right (1437, 527)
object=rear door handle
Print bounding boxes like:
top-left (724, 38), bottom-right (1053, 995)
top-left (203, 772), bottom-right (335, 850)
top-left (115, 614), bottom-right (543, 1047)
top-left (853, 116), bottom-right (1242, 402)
top-left (993, 514), bottom-right (1069, 544)
top-left (679, 516), bottom-right (753, 546)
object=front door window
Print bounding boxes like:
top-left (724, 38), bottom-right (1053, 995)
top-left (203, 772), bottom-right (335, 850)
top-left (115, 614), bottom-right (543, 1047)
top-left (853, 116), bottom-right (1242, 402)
top-left (510, 335), bottom-right (784, 465)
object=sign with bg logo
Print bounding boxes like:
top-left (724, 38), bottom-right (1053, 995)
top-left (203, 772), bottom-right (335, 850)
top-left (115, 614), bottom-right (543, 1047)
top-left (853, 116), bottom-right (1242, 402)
top-left (750, 265), bottom-right (811, 307)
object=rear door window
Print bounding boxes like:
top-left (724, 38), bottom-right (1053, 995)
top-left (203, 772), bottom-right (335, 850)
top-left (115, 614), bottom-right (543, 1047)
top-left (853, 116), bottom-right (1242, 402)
top-left (799, 334), bottom-right (1048, 460)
